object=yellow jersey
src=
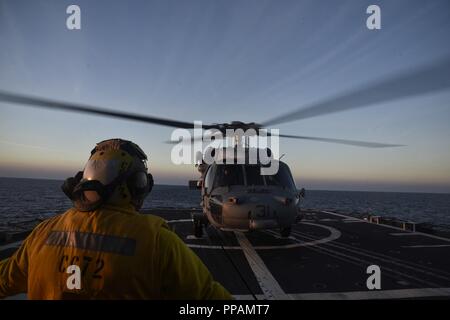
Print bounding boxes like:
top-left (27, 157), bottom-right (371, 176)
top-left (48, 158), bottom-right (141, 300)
top-left (0, 204), bottom-right (232, 300)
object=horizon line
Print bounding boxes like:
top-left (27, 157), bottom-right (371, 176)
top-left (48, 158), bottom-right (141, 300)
top-left (1, 176), bottom-right (449, 195)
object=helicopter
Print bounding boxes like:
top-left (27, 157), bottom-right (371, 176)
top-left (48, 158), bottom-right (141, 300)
top-left (0, 57), bottom-right (449, 237)
top-left (175, 121), bottom-right (308, 238)
top-left (188, 144), bottom-right (305, 238)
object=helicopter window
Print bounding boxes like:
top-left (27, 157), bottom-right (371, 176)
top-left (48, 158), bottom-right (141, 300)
top-left (265, 163), bottom-right (297, 190)
top-left (245, 165), bottom-right (265, 186)
top-left (213, 165), bottom-right (244, 188)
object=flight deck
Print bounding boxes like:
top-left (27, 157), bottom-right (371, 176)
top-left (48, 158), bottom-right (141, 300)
top-left (1, 209), bottom-right (450, 300)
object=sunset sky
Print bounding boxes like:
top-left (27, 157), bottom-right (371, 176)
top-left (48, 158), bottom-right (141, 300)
top-left (1, 0), bottom-right (450, 193)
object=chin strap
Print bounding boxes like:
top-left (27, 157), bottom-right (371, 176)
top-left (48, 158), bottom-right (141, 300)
top-left (61, 171), bottom-right (133, 212)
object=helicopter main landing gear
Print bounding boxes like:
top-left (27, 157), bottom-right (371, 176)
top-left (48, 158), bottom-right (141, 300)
top-left (280, 227), bottom-right (292, 238)
top-left (192, 213), bottom-right (205, 238)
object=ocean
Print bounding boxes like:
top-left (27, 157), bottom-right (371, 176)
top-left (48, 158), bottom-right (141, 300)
top-left (0, 177), bottom-right (449, 233)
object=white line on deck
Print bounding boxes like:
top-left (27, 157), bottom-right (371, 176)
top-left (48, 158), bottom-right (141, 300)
top-left (186, 235), bottom-right (208, 240)
top-left (322, 211), bottom-right (450, 243)
top-left (321, 211), bottom-right (363, 220)
top-left (234, 231), bottom-right (291, 300)
top-left (288, 287), bottom-right (450, 300)
top-left (167, 219), bottom-right (192, 223)
top-left (167, 219), bottom-right (341, 250)
top-left (233, 294), bottom-right (265, 300)
top-left (255, 223), bottom-right (341, 250)
top-left (390, 232), bottom-right (421, 236)
top-left (402, 244), bottom-right (450, 248)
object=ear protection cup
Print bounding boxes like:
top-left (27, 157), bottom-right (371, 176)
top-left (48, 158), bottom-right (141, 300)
top-left (61, 171), bottom-right (83, 200)
top-left (126, 172), bottom-right (153, 211)
top-left (147, 173), bottom-right (154, 194)
top-left (127, 171), bottom-right (154, 197)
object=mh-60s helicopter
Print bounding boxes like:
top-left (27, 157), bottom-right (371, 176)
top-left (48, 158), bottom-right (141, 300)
top-left (182, 122), bottom-right (306, 238)
top-left (1, 58), bottom-right (449, 237)
top-left (189, 145), bottom-right (304, 238)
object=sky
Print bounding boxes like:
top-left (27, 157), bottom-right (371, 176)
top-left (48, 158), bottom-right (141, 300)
top-left (0, 0), bottom-right (450, 193)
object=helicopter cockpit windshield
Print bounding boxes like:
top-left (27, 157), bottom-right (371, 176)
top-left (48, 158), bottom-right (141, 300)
top-left (213, 164), bottom-right (244, 188)
top-left (245, 165), bottom-right (264, 186)
top-left (209, 162), bottom-right (297, 191)
top-left (264, 162), bottom-right (297, 191)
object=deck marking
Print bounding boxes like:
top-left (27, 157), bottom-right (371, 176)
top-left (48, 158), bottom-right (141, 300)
top-left (293, 230), bottom-right (450, 281)
top-left (290, 230), bottom-right (450, 285)
top-left (270, 227), bottom-right (450, 292)
top-left (322, 211), bottom-right (450, 243)
top-left (167, 219), bottom-right (192, 223)
top-left (167, 219), bottom-right (341, 250)
top-left (321, 211), bottom-right (363, 220)
top-left (186, 235), bottom-right (207, 240)
top-left (255, 223), bottom-right (341, 250)
top-left (234, 231), bottom-right (291, 300)
top-left (289, 287), bottom-right (450, 300)
top-left (233, 294), bottom-right (265, 300)
top-left (390, 232), bottom-right (420, 236)
top-left (402, 244), bottom-right (450, 248)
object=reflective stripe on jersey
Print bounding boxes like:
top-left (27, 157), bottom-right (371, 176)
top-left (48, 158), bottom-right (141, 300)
top-left (46, 231), bottom-right (136, 256)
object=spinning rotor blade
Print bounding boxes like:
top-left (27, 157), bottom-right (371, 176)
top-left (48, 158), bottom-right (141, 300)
top-left (263, 57), bottom-right (450, 126)
top-left (166, 132), bottom-right (223, 144)
top-left (277, 133), bottom-right (404, 148)
top-left (0, 90), bottom-right (203, 129)
top-left (166, 130), bottom-right (402, 148)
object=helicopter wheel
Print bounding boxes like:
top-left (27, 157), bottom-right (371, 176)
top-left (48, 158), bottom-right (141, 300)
top-left (193, 216), bottom-right (203, 238)
top-left (280, 227), bottom-right (291, 238)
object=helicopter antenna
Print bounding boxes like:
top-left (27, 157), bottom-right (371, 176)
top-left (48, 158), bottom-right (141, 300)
top-left (280, 153), bottom-right (286, 160)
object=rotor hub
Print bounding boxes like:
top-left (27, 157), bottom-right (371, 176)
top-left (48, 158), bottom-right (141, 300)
top-left (211, 121), bottom-right (263, 133)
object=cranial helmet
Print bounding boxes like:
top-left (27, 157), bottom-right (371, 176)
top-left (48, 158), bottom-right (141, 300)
top-left (62, 139), bottom-right (154, 211)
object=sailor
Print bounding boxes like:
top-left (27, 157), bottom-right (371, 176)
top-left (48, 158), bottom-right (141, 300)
top-left (0, 138), bottom-right (232, 299)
